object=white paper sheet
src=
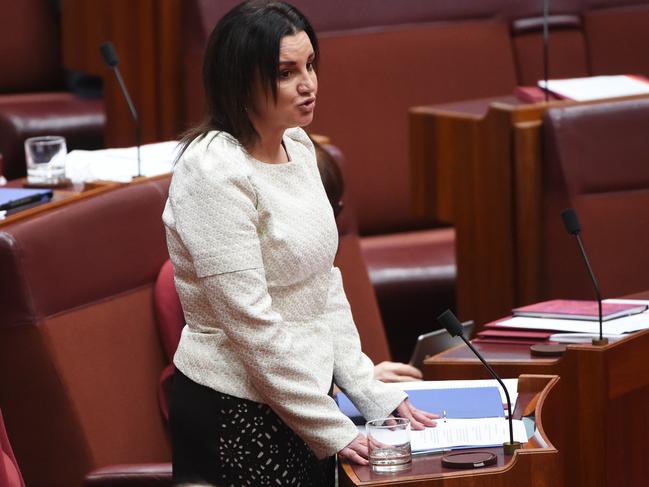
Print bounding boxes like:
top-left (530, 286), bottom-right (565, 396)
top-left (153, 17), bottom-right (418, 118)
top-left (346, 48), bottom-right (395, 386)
top-left (357, 418), bottom-right (527, 453)
top-left (497, 311), bottom-right (649, 334)
top-left (539, 75), bottom-right (649, 101)
top-left (65, 141), bottom-right (180, 183)
top-left (409, 418), bottom-right (527, 453)
top-left (549, 333), bottom-right (625, 344)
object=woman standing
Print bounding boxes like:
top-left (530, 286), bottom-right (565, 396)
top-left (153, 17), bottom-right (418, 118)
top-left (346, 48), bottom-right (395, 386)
top-left (163, 2), bottom-right (437, 485)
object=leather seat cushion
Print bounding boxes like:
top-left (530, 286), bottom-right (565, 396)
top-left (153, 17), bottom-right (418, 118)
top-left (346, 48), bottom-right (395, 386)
top-left (360, 228), bottom-right (456, 361)
top-left (0, 92), bottom-right (105, 180)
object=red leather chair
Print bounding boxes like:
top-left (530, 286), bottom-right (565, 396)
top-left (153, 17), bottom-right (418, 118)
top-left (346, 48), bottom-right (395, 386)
top-left (0, 178), bottom-right (172, 487)
top-left (0, 409), bottom-right (25, 487)
top-left (0, 0), bottom-right (105, 180)
top-left (153, 259), bottom-right (183, 423)
top-left (541, 97), bottom-right (649, 300)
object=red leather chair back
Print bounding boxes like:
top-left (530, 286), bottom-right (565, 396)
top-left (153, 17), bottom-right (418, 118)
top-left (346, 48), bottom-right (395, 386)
top-left (334, 235), bottom-right (392, 364)
top-left (153, 259), bottom-right (184, 422)
top-left (0, 0), bottom-right (63, 93)
top-left (541, 98), bottom-right (649, 300)
top-left (0, 410), bottom-right (25, 487)
top-left (154, 260), bottom-right (184, 363)
top-left (0, 178), bottom-right (172, 487)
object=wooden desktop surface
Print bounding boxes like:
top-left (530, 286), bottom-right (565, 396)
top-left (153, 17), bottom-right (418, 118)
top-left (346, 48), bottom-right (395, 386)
top-left (339, 375), bottom-right (560, 486)
top-left (1, 173), bottom-right (172, 228)
top-left (424, 320), bottom-right (649, 487)
top-left (1, 179), bottom-right (121, 227)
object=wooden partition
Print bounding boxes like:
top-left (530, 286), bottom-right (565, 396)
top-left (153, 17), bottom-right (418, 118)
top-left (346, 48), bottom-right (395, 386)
top-left (410, 94), bottom-right (649, 327)
top-left (424, 322), bottom-right (649, 487)
top-left (339, 374), bottom-right (560, 486)
top-left (61, 0), bottom-right (183, 147)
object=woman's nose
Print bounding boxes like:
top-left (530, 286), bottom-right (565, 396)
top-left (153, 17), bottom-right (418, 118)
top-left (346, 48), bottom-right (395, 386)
top-left (298, 72), bottom-right (316, 94)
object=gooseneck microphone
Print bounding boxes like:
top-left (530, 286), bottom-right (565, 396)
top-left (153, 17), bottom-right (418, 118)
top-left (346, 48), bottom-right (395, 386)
top-left (561, 208), bottom-right (607, 346)
top-left (437, 310), bottom-right (521, 456)
top-left (542, 0), bottom-right (550, 102)
top-left (99, 41), bottom-right (142, 178)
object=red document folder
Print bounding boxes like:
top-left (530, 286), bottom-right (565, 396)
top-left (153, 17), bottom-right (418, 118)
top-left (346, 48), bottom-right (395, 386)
top-left (512, 299), bottom-right (647, 322)
top-left (475, 325), bottom-right (554, 345)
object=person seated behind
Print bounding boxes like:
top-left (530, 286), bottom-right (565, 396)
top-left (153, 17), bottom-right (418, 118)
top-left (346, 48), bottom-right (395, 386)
top-left (313, 140), bottom-right (423, 383)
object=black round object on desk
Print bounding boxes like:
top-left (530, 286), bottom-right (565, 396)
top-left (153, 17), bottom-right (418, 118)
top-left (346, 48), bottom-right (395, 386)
top-left (530, 343), bottom-right (566, 357)
top-left (441, 451), bottom-right (497, 469)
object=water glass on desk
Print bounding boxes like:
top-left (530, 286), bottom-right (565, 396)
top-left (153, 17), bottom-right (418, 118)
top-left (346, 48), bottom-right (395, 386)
top-left (24, 136), bottom-right (67, 185)
top-left (366, 418), bottom-right (412, 473)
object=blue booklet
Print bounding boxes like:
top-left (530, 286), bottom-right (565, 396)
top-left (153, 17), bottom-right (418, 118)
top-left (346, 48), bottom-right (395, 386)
top-left (337, 387), bottom-right (504, 425)
top-left (0, 188), bottom-right (53, 212)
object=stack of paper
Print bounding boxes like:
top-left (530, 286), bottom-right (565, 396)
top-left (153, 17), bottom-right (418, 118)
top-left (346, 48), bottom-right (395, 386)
top-left (476, 299), bottom-right (649, 344)
top-left (497, 299), bottom-right (649, 335)
top-left (65, 141), bottom-right (180, 183)
top-left (539, 75), bottom-right (649, 101)
top-left (409, 418), bottom-right (527, 453)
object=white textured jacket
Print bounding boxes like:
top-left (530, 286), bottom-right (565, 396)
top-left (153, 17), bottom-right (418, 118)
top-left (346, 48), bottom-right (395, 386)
top-left (162, 127), bottom-right (405, 458)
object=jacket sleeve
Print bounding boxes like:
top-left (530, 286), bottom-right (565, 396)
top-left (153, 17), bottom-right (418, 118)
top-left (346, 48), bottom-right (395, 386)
top-left (326, 267), bottom-right (407, 420)
top-left (167, 141), bottom-right (359, 458)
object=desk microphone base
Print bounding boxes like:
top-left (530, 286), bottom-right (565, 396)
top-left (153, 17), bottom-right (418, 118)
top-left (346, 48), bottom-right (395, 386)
top-left (592, 337), bottom-right (609, 346)
top-left (503, 441), bottom-right (522, 455)
top-left (441, 451), bottom-right (497, 469)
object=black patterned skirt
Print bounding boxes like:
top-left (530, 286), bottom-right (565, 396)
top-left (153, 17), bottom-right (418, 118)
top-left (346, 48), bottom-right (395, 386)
top-left (170, 369), bottom-right (335, 486)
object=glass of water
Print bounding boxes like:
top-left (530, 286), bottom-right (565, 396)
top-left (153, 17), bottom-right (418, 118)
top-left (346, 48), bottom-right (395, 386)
top-left (24, 136), bottom-right (67, 185)
top-left (366, 417), bottom-right (412, 473)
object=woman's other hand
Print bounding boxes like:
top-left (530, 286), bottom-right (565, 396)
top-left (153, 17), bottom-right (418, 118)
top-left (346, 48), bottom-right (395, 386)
top-left (373, 361), bottom-right (423, 383)
top-left (395, 398), bottom-right (439, 430)
top-left (338, 433), bottom-right (369, 465)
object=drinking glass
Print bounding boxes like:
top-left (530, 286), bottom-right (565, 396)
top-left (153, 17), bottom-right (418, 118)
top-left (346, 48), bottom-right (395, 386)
top-left (366, 417), bottom-right (412, 473)
top-left (24, 136), bottom-right (67, 185)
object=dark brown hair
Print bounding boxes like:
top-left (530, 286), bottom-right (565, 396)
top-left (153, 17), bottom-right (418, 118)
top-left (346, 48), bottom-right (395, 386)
top-left (314, 141), bottom-right (345, 218)
top-left (177, 1), bottom-right (319, 158)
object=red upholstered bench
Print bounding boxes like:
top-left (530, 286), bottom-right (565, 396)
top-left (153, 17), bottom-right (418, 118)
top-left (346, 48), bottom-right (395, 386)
top-left (0, 178), bottom-right (172, 487)
top-left (0, 0), bottom-right (105, 180)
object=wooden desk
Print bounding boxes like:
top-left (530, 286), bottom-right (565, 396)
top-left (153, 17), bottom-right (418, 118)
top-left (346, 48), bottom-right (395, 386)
top-left (410, 94), bottom-right (649, 327)
top-left (424, 328), bottom-right (649, 486)
top-left (1, 179), bottom-right (121, 227)
top-left (340, 375), bottom-right (560, 486)
top-left (0, 173), bottom-right (172, 228)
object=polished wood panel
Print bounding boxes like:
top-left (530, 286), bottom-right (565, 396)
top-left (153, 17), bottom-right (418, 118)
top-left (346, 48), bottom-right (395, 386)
top-left (424, 328), bottom-right (649, 486)
top-left (62, 0), bottom-right (183, 147)
top-left (339, 375), bottom-right (560, 486)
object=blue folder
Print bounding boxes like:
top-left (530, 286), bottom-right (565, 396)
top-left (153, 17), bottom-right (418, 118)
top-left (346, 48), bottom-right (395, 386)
top-left (337, 387), bottom-right (504, 425)
top-left (0, 188), bottom-right (53, 212)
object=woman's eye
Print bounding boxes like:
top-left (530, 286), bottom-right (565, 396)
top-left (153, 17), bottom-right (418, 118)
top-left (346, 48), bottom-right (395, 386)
top-left (280, 70), bottom-right (291, 79)
top-left (306, 62), bottom-right (314, 71)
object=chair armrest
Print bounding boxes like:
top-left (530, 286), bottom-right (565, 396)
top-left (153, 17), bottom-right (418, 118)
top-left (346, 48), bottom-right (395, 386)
top-left (84, 463), bottom-right (172, 487)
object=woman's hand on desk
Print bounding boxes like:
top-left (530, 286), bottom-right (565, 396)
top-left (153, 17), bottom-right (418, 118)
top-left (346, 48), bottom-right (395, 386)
top-left (338, 433), bottom-right (369, 465)
top-left (395, 398), bottom-right (440, 429)
top-left (373, 361), bottom-right (423, 383)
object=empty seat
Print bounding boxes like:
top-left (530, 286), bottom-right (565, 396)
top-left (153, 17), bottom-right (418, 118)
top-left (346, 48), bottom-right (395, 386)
top-left (541, 98), bottom-right (649, 300)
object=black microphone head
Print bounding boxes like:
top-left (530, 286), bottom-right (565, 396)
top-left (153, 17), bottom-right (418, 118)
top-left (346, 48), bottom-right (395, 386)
top-left (437, 309), bottom-right (464, 337)
top-left (100, 41), bottom-right (119, 67)
top-left (561, 208), bottom-right (581, 235)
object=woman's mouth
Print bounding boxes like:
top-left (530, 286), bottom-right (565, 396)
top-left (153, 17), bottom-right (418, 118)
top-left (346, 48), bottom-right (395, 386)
top-left (298, 97), bottom-right (316, 112)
